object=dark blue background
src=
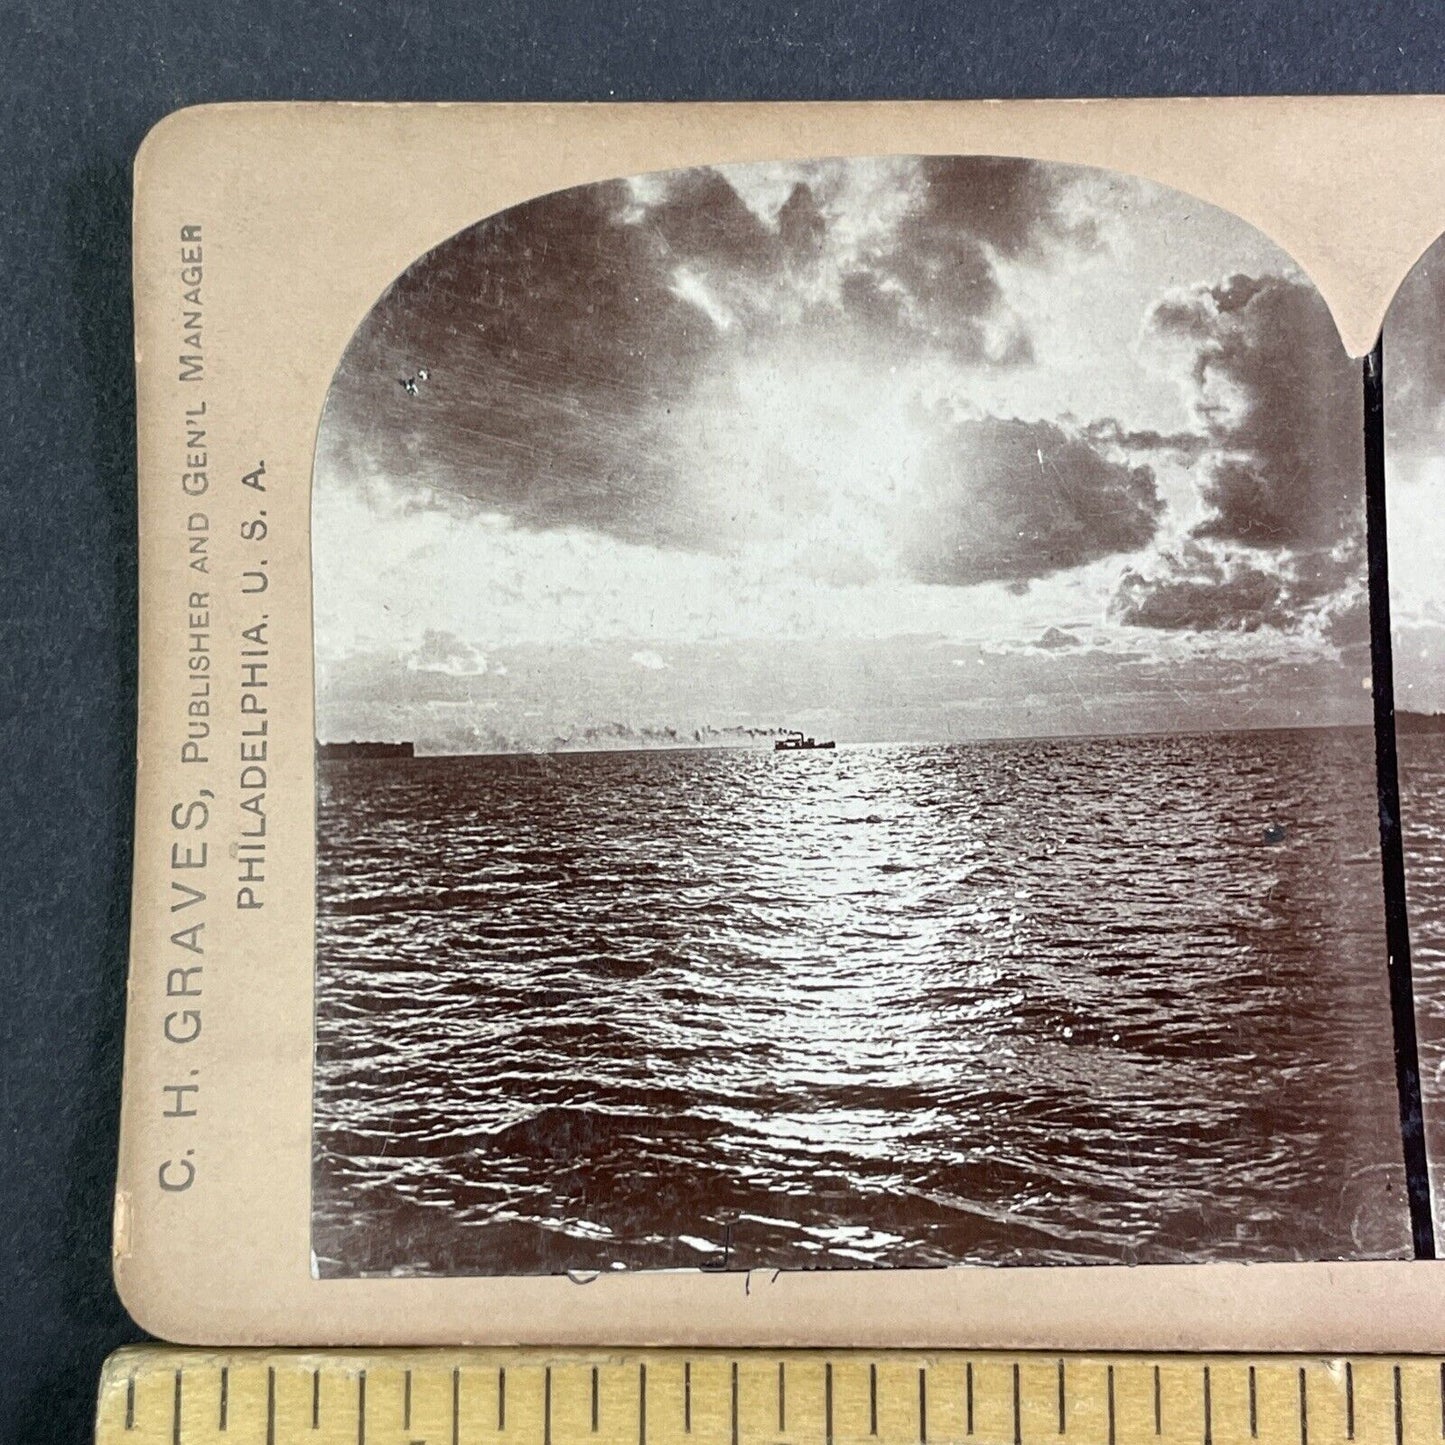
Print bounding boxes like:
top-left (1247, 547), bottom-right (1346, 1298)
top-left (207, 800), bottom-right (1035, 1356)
top-left (3, 3), bottom-right (1442, 1440)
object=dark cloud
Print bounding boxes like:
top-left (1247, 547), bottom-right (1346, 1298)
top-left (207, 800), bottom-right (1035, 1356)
top-left (1114, 545), bottom-right (1292, 632)
top-left (1037, 626), bottom-right (1083, 650)
top-left (981, 626), bottom-right (1090, 657)
top-left (838, 156), bottom-right (1092, 363)
top-left (639, 159), bottom-right (1072, 361)
top-left (902, 415), bottom-right (1162, 587)
top-left (634, 168), bottom-right (782, 272)
top-left (776, 182), bottom-right (828, 259)
top-left (1080, 418), bottom-right (1209, 458)
top-left (1150, 273), bottom-right (1361, 550)
top-left (904, 155), bottom-right (1099, 264)
top-left (318, 157), bottom-right (1099, 557)
top-left (318, 176), bottom-right (717, 545)
top-left (1113, 273), bottom-right (1365, 639)
top-left (1113, 541), bottom-right (1367, 643)
top-left (866, 165), bottom-right (1021, 359)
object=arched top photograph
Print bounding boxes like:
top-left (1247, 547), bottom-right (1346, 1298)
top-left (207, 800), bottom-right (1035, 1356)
top-left (307, 154), bottom-right (1408, 1281)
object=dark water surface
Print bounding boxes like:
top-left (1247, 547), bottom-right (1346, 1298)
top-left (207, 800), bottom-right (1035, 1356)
top-left (313, 729), bottom-right (1412, 1276)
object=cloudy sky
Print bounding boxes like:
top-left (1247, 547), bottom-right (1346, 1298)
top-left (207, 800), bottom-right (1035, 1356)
top-left (313, 156), bottom-right (1374, 752)
top-left (1385, 241), bottom-right (1445, 715)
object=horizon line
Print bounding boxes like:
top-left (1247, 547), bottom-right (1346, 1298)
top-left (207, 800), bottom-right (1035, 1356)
top-left (315, 715), bottom-right (1404, 761)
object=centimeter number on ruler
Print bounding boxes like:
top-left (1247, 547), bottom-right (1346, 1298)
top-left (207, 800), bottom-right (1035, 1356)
top-left (97, 1350), bottom-right (1445, 1445)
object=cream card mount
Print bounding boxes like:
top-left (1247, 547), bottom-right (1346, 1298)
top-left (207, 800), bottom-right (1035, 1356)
top-left (120, 98), bottom-right (1445, 1347)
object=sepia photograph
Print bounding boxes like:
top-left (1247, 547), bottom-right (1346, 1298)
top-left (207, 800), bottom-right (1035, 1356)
top-left (1385, 240), bottom-right (1445, 1217)
top-left (310, 155), bottom-right (1410, 1278)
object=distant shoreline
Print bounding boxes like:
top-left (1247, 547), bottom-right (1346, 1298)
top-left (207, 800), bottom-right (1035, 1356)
top-left (1396, 710), bottom-right (1445, 735)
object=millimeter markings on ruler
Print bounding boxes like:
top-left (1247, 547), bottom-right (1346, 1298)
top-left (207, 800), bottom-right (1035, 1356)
top-left (98, 1349), bottom-right (1445, 1445)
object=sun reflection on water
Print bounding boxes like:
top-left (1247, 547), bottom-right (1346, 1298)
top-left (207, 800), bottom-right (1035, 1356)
top-left (314, 730), bottom-right (1410, 1276)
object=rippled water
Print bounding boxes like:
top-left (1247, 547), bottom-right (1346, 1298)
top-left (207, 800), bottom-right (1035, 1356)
top-left (313, 729), bottom-right (1412, 1277)
top-left (1401, 734), bottom-right (1445, 1213)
